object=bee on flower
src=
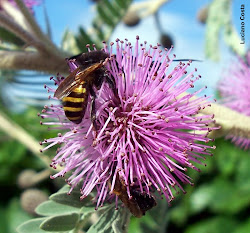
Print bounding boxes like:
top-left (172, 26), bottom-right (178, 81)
top-left (40, 36), bottom-right (217, 217)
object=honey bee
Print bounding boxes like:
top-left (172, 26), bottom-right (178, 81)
top-left (54, 50), bottom-right (115, 127)
top-left (112, 176), bottom-right (156, 218)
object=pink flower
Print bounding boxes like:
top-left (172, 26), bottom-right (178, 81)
top-left (40, 37), bottom-right (216, 212)
top-left (0, 0), bottom-right (41, 11)
top-left (218, 53), bottom-right (250, 150)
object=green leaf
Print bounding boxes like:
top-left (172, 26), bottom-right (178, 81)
top-left (86, 204), bottom-right (123, 233)
top-left (17, 218), bottom-right (48, 233)
top-left (92, 21), bottom-right (105, 42)
top-left (140, 195), bottom-right (168, 233)
top-left (235, 149), bottom-right (250, 193)
top-left (61, 29), bottom-right (81, 55)
top-left (169, 202), bottom-right (189, 225)
top-left (40, 213), bottom-right (79, 232)
top-left (102, 0), bottom-right (120, 19)
top-left (50, 188), bottom-right (92, 209)
top-left (204, 178), bottom-right (250, 214)
top-left (75, 27), bottom-right (96, 52)
top-left (80, 206), bottom-right (98, 215)
top-left (6, 198), bottom-right (31, 233)
top-left (129, 218), bottom-right (143, 233)
top-left (189, 184), bottom-right (213, 214)
top-left (214, 139), bottom-right (238, 176)
top-left (74, 0), bottom-right (132, 52)
top-left (205, 0), bottom-right (245, 61)
top-left (112, 219), bottom-right (123, 233)
top-left (0, 207), bottom-right (8, 233)
top-left (0, 27), bottom-right (25, 46)
top-left (97, 5), bottom-right (115, 27)
top-left (234, 218), bottom-right (250, 233)
top-left (35, 200), bottom-right (80, 216)
top-left (115, 0), bottom-right (128, 8)
top-left (185, 217), bottom-right (238, 233)
top-left (56, 184), bottom-right (72, 193)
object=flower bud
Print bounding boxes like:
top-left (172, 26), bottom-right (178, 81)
top-left (123, 11), bottom-right (141, 27)
top-left (17, 169), bottom-right (36, 189)
top-left (20, 189), bottom-right (48, 216)
top-left (197, 5), bottom-right (209, 24)
top-left (160, 33), bottom-right (174, 49)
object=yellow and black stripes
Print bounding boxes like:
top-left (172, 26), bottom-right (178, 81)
top-left (62, 82), bottom-right (89, 124)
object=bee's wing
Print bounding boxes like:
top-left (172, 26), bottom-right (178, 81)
top-left (54, 63), bottom-right (103, 99)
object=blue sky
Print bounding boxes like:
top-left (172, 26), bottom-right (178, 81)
top-left (32, 0), bottom-right (249, 98)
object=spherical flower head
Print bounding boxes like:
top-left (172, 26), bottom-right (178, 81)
top-left (40, 37), bottom-right (216, 211)
top-left (218, 53), bottom-right (250, 150)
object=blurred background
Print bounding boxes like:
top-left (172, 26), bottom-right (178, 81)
top-left (0, 0), bottom-right (249, 232)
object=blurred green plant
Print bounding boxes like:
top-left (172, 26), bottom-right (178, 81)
top-left (205, 0), bottom-right (245, 61)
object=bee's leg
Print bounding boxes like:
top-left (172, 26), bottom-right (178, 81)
top-left (104, 72), bottom-right (116, 92)
top-left (89, 86), bottom-right (97, 134)
top-left (104, 73), bottom-right (119, 102)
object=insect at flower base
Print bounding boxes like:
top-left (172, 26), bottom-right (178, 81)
top-left (111, 175), bottom-right (157, 218)
top-left (54, 50), bottom-right (116, 128)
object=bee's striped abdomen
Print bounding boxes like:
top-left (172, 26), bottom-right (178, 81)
top-left (62, 82), bottom-right (88, 124)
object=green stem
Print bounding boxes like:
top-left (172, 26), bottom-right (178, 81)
top-left (201, 102), bottom-right (250, 139)
top-left (178, 92), bottom-right (250, 141)
top-left (0, 110), bottom-right (51, 168)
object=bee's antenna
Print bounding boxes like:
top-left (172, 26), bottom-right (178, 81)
top-left (173, 59), bottom-right (203, 62)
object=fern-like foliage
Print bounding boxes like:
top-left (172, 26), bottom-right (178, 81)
top-left (71, 0), bottom-right (132, 53)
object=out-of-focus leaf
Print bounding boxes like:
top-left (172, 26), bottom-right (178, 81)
top-left (214, 139), bottom-right (238, 176)
top-left (185, 217), bottom-right (238, 233)
top-left (205, 0), bottom-right (245, 61)
top-left (192, 178), bottom-right (250, 214)
top-left (17, 218), bottom-right (49, 233)
top-left (75, 27), bottom-right (96, 52)
top-left (35, 200), bottom-right (80, 216)
top-left (61, 29), bottom-right (81, 55)
top-left (234, 218), bottom-right (250, 233)
top-left (0, 140), bottom-right (26, 165)
top-left (0, 27), bottom-right (25, 46)
top-left (6, 198), bottom-right (31, 233)
top-left (40, 213), bottom-right (79, 231)
top-left (0, 139), bottom-right (27, 183)
top-left (235, 149), bottom-right (250, 193)
top-left (129, 218), bottom-right (143, 233)
top-left (0, 207), bottom-right (8, 233)
top-left (74, 0), bottom-right (132, 52)
top-left (189, 184), bottom-right (212, 214)
top-left (169, 202), bottom-right (189, 225)
top-left (96, 4), bottom-right (115, 27)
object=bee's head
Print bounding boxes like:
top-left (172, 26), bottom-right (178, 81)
top-left (67, 50), bottom-right (110, 69)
